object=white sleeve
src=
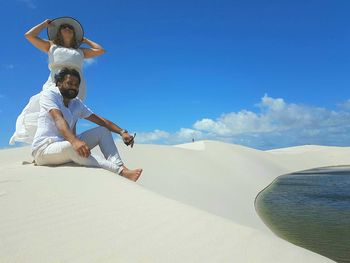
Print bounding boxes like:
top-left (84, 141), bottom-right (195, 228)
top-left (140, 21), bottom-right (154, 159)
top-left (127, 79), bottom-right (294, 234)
top-left (40, 89), bottom-right (61, 112)
top-left (76, 99), bottom-right (93, 119)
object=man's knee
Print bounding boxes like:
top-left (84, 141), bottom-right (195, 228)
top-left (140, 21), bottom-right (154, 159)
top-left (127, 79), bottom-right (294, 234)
top-left (94, 126), bottom-right (110, 136)
top-left (101, 126), bottom-right (110, 134)
top-left (98, 126), bottom-right (113, 140)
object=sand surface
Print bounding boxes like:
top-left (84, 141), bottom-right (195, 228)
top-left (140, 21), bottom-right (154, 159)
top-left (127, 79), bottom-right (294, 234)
top-left (2, 140), bottom-right (349, 262)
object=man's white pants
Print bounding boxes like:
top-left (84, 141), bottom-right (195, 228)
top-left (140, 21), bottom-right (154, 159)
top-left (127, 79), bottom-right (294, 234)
top-left (34, 126), bottom-right (124, 174)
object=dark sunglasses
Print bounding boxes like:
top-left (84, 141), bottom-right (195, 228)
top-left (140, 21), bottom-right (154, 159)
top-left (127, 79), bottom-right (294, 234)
top-left (60, 24), bottom-right (74, 30)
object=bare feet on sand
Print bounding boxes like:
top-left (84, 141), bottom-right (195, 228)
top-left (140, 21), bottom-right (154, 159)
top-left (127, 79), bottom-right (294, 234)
top-left (120, 167), bottom-right (143, 182)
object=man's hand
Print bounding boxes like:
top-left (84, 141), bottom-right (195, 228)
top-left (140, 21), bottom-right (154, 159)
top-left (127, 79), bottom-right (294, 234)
top-left (72, 139), bottom-right (91, 158)
top-left (122, 132), bottom-right (135, 148)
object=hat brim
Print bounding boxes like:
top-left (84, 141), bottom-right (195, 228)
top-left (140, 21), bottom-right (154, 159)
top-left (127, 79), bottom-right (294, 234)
top-left (47, 16), bottom-right (84, 46)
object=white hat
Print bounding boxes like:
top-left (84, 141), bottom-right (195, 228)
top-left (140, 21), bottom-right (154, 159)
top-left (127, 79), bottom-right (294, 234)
top-left (47, 16), bottom-right (84, 45)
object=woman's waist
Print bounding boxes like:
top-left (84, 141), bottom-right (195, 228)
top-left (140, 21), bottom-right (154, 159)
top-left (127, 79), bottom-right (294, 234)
top-left (49, 63), bottom-right (82, 72)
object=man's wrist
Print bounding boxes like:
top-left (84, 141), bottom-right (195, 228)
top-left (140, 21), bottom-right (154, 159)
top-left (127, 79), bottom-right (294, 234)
top-left (120, 129), bottom-right (128, 135)
top-left (69, 137), bottom-right (79, 145)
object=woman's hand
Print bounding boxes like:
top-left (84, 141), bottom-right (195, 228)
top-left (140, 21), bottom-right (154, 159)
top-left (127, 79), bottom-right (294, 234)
top-left (43, 19), bottom-right (52, 27)
top-left (81, 37), bottom-right (106, 58)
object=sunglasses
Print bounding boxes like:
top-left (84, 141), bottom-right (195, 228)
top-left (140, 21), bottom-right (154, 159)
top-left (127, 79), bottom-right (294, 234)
top-left (60, 24), bottom-right (74, 31)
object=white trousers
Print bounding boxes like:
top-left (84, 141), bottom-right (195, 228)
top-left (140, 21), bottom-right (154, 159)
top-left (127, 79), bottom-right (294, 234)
top-left (34, 126), bottom-right (124, 174)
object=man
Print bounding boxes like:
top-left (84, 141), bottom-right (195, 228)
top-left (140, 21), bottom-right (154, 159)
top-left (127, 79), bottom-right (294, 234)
top-left (32, 67), bottom-right (142, 182)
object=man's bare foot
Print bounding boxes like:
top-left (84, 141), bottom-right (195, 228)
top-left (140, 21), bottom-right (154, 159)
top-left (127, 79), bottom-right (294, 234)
top-left (120, 167), bottom-right (143, 182)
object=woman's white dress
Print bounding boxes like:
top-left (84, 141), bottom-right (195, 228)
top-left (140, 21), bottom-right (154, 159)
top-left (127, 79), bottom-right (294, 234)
top-left (9, 44), bottom-right (86, 145)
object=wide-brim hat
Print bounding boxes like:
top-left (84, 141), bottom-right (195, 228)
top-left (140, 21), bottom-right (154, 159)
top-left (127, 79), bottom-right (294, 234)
top-left (47, 16), bottom-right (84, 45)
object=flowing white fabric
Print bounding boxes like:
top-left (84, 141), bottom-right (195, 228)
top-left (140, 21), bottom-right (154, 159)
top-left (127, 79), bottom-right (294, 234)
top-left (9, 44), bottom-right (86, 145)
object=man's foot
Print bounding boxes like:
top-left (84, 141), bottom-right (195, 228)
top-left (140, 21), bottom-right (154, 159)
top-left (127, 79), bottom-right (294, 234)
top-left (120, 167), bottom-right (143, 182)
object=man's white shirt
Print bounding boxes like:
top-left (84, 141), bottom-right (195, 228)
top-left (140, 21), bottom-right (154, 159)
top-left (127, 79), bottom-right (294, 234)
top-left (32, 86), bottom-right (93, 155)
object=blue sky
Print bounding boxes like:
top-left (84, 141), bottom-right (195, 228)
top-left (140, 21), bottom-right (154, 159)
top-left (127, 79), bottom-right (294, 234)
top-left (1, 0), bottom-right (350, 149)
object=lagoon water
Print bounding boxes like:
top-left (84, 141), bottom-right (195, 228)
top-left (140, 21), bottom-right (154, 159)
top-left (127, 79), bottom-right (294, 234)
top-left (255, 166), bottom-right (350, 263)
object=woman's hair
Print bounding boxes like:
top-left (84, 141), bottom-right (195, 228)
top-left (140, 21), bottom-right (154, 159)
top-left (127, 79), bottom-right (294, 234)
top-left (55, 67), bottom-right (81, 85)
top-left (53, 24), bottom-right (79, 49)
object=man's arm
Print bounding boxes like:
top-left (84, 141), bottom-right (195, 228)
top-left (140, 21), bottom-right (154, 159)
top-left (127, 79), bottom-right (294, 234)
top-left (85, 113), bottom-right (134, 146)
top-left (50, 109), bottom-right (91, 157)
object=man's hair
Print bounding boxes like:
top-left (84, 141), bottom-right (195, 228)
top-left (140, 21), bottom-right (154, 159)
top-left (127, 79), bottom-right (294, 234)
top-left (55, 67), bottom-right (81, 85)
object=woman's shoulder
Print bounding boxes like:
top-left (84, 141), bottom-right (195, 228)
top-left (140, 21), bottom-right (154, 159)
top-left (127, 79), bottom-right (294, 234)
top-left (48, 41), bottom-right (58, 53)
top-left (77, 48), bottom-right (84, 56)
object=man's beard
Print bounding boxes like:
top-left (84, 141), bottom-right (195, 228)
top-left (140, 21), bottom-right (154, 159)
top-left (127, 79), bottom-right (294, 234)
top-left (60, 88), bottom-right (78, 99)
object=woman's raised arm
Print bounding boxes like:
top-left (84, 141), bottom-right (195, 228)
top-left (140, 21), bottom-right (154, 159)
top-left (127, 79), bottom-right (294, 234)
top-left (81, 37), bottom-right (106, 58)
top-left (25, 19), bottom-right (52, 53)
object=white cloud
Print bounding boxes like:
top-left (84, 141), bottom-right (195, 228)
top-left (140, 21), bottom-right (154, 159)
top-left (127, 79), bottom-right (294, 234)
top-left (175, 128), bottom-right (203, 141)
top-left (135, 95), bottom-right (350, 149)
top-left (338, 99), bottom-right (350, 111)
top-left (18, 0), bottom-right (36, 9)
top-left (136, 129), bottom-right (171, 144)
top-left (195, 94), bottom-right (349, 136)
top-left (84, 58), bottom-right (97, 68)
top-left (135, 129), bottom-right (204, 144)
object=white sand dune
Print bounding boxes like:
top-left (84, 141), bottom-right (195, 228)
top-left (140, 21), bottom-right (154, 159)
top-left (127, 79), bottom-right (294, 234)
top-left (1, 141), bottom-right (349, 262)
top-left (126, 141), bottom-right (350, 230)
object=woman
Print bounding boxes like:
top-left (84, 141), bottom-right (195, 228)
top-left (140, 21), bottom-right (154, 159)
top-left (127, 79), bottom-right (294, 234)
top-left (10, 17), bottom-right (105, 145)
